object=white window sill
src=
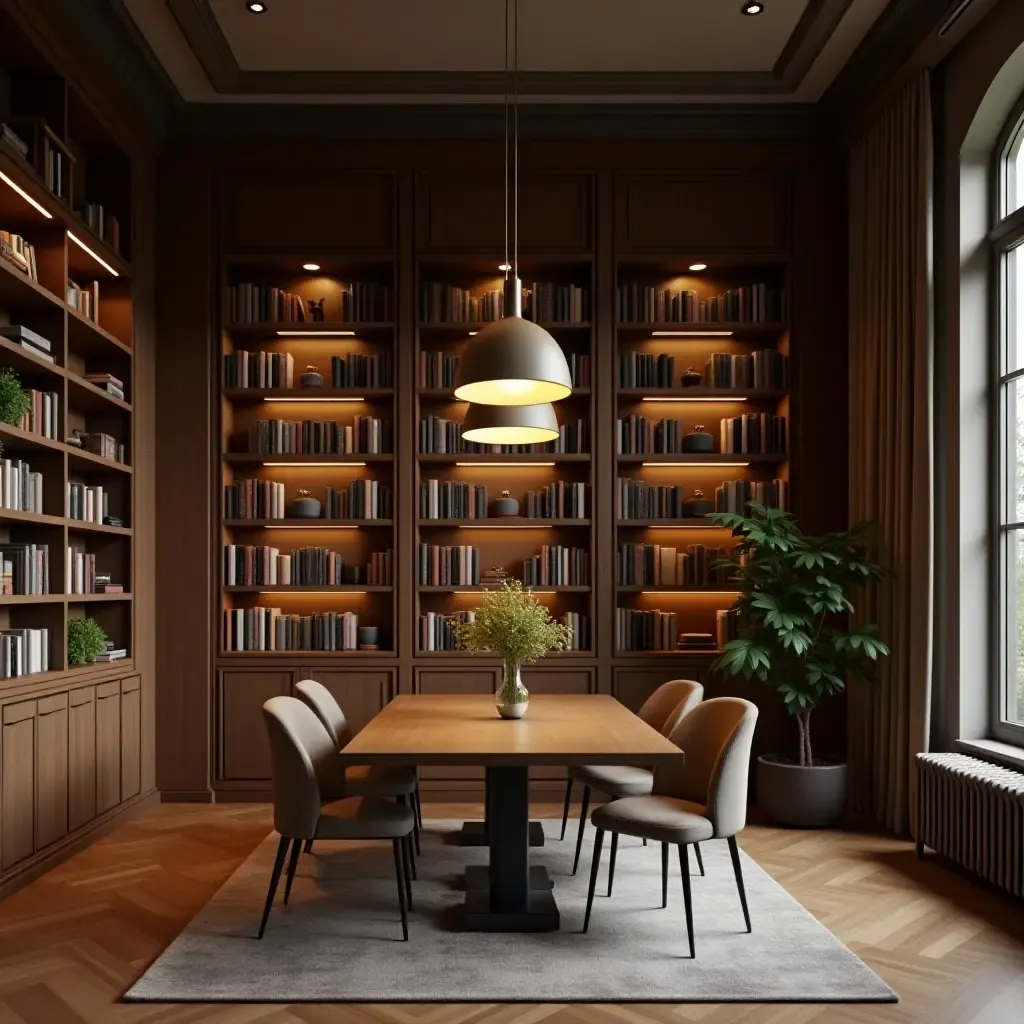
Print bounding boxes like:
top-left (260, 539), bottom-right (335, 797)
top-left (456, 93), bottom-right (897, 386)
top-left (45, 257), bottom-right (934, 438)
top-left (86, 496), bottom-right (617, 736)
top-left (956, 738), bottom-right (1024, 772)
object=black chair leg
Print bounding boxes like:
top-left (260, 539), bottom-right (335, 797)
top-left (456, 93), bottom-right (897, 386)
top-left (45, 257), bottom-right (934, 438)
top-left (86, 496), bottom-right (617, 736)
top-left (694, 842), bottom-right (705, 876)
top-left (303, 838), bottom-right (313, 854)
top-left (256, 835), bottom-right (290, 939)
top-left (643, 838), bottom-right (648, 847)
top-left (572, 785), bottom-right (591, 875)
top-left (582, 828), bottom-right (605, 933)
top-left (727, 835), bottom-right (751, 932)
top-left (606, 831), bottom-right (619, 897)
top-left (560, 778), bottom-right (573, 840)
top-left (661, 842), bottom-right (669, 908)
top-left (392, 838), bottom-right (409, 941)
top-left (282, 837), bottom-right (303, 905)
top-left (678, 844), bottom-right (695, 958)
top-left (401, 833), bottom-right (414, 910)
top-left (414, 783), bottom-right (424, 828)
top-left (405, 830), bottom-right (417, 880)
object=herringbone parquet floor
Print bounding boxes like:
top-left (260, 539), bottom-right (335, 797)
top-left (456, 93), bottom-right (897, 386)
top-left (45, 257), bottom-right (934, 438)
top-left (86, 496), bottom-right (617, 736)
top-left (0, 802), bottom-right (1021, 1023)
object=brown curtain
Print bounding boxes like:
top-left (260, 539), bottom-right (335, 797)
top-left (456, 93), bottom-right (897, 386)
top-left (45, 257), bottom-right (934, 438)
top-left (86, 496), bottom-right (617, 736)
top-left (848, 73), bottom-right (934, 835)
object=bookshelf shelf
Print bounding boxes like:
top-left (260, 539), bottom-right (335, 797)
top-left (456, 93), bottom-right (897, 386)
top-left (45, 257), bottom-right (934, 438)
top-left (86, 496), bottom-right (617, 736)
top-left (417, 518), bottom-right (590, 528)
top-left (223, 388), bottom-right (394, 402)
top-left (615, 453), bottom-right (786, 465)
top-left (66, 372), bottom-right (131, 413)
top-left (0, 509), bottom-right (66, 528)
top-left (66, 228), bottom-right (131, 280)
top-left (0, 256), bottom-right (63, 311)
top-left (419, 321), bottom-right (592, 333)
top-left (218, 649), bottom-right (395, 658)
top-left (223, 518), bottom-right (393, 528)
top-left (616, 388), bottom-right (786, 400)
top-left (223, 453), bottom-right (393, 466)
top-left (224, 322), bottom-right (394, 336)
top-left (0, 335), bottom-right (61, 377)
top-left (417, 387), bottom-right (591, 399)
top-left (67, 593), bottom-right (132, 602)
top-left (0, 422), bottom-right (63, 455)
top-left (67, 447), bottom-right (131, 475)
top-left (418, 453), bottom-right (589, 464)
top-left (67, 521), bottom-right (133, 536)
top-left (66, 308), bottom-right (131, 357)
top-left (616, 322), bottom-right (787, 336)
top-left (418, 585), bottom-right (590, 593)
top-left (615, 586), bottom-right (740, 594)
top-left (0, 595), bottom-right (64, 606)
top-left (616, 518), bottom-right (727, 528)
top-left (224, 585), bottom-right (392, 594)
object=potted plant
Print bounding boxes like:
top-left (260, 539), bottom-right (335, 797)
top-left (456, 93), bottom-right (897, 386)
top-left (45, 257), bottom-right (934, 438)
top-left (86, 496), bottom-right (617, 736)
top-left (452, 579), bottom-right (572, 719)
top-left (67, 617), bottom-right (109, 666)
top-left (710, 503), bottom-right (889, 827)
top-left (0, 368), bottom-right (30, 427)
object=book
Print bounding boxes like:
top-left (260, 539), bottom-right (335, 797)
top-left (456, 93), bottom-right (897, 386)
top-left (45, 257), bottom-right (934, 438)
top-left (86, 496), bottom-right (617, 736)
top-left (419, 479), bottom-right (487, 519)
top-left (0, 324), bottom-right (53, 353)
top-left (522, 546), bottom-right (589, 586)
top-left (67, 278), bottom-right (99, 321)
top-left (18, 390), bottom-right (59, 439)
top-left (0, 231), bottom-right (36, 280)
top-left (418, 544), bottom-right (480, 586)
top-left (66, 545), bottom-right (96, 594)
top-left (223, 608), bottom-right (361, 652)
top-left (249, 417), bottom-right (392, 455)
top-left (0, 543), bottom-right (49, 594)
top-left (68, 482), bottom-right (109, 524)
top-left (0, 456), bottom-right (43, 513)
top-left (0, 628), bottom-right (49, 678)
top-left (222, 545), bottom-right (392, 586)
top-left (616, 281), bottom-right (783, 324)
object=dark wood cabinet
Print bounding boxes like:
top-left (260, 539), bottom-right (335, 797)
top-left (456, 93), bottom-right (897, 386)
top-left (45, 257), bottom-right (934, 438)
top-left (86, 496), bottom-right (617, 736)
top-left (612, 665), bottom-right (709, 714)
top-left (2, 701), bottom-right (36, 870)
top-left (298, 670), bottom-right (396, 738)
top-left (35, 694), bottom-right (68, 850)
top-left (68, 687), bottom-right (97, 832)
top-left (120, 676), bottom-right (141, 801)
top-left (95, 681), bottom-right (121, 814)
top-left (218, 669), bottom-right (295, 784)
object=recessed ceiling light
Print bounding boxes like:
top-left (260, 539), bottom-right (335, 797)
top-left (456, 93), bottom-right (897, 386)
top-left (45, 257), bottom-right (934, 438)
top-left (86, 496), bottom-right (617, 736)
top-left (689, 263), bottom-right (708, 271)
top-left (246, 1), bottom-right (267, 11)
top-left (741, 1), bottom-right (764, 14)
top-left (498, 263), bottom-right (512, 271)
top-left (302, 262), bottom-right (320, 271)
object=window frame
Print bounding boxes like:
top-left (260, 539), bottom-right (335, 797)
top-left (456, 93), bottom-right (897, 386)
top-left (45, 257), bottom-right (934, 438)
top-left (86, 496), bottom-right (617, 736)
top-left (989, 98), bottom-right (1024, 745)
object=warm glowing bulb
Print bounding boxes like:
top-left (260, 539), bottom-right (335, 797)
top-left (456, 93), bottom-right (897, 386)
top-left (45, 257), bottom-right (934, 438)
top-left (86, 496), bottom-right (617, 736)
top-left (498, 263), bottom-right (512, 271)
top-left (454, 379), bottom-right (571, 406)
top-left (302, 262), bottom-right (320, 271)
top-left (461, 425), bottom-right (558, 444)
top-left (689, 263), bottom-right (707, 271)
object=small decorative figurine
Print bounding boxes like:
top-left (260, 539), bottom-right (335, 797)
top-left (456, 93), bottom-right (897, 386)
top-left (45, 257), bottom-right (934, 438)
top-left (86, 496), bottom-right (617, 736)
top-left (480, 565), bottom-right (508, 586)
top-left (290, 488), bottom-right (322, 519)
top-left (300, 364), bottom-right (323, 387)
top-left (308, 298), bottom-right (326, 322)
top-left (492, 489), bottom-right (520, 517)
top-left (681, 424), bottom-right (714, 453)
top-left (684, 488), bottom-right (715, 517)
top-left (681, 367), bottom-right (703, 388)
top-left (358, 626), bottom-right (380, 650)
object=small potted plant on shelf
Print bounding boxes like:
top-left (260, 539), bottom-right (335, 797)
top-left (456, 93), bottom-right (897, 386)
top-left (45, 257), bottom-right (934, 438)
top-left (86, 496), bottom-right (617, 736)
top-left (0, 368), bottom-right (30, 427)
top-left (67, 617), bottom-right (109, 666)
top-left (710, 502), bottom-right (890, 828)
top-left (452, 579), bottom-right (572, 719)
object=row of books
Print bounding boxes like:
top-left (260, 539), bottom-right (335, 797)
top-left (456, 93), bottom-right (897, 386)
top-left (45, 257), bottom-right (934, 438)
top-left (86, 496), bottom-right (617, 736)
top-left (223, 545), bottom-right (393, 586)
top-left (67, 482), bottom-right (110, 524)
top-left (523, 283), bottom-right (588, 324)
top-left (66, 546), bottom-right (97, 594)
top-left (78, 203), bottom-right (121, 254)
top-left (616, 417), bottom-right (698, 455)
top-left (248, 417), bottom-right (391, 454)
top-left (418, 416), bottom-right (589, 454)
top-left (223, 351), bottom-right (394, 390)
top-left (419, 480), bottom-right (488, 520)
top-left (228, 285), bottom-right (306, 324)
top-left (0, 231), bottom-right (38, 280)
top-left (524, 481), bottom-right (588, 519)
top-left (615, 608), bottom-right (680, 651)
top-left (418, 544), bottom-right (480, 586)
top-left (419, 282), bottom-right (589, 324)
top-left (720, 414), bottom-right (788, 454)
top-left (705, 351), bottom-right (789, 390)
top-left (715, 479), bottom-right (789, 514)
top-left (418, 351), bottom-right (590, 390)
top-left (522, 546), bottom-right (589, 586)
top-left (84, 372), bottom-right (125, 400)
top-left (0, 542), bottom-right (49, 595)
top-left (615, 283), bottom-right (783, 324)
top-left (615, 478), bottom-right (788, 519)
top-left (337, 282), bottom-right (392, 323)
top-left (0, 457), bottom-right (43, 513)
top-left (67, 279), bottom-right (99, 322)
top-left (618, 352), bottom-right (682, 390)
top-left (0, 628), bottom-right (49, 679)
top-left (44, 137), bottom-right (69, 201)
top-left (416, 610), bottom-right (592, 652)
top-left (617, 544), bottom-right (731, 587)
top-left (19, 389), bottom-right (59, 439)
top-left (223, 609), bottom-right (363, 652)
top-left (717, 607), bottom-right (740, 650)
top-left (224, 480), bottom-right (392, 520)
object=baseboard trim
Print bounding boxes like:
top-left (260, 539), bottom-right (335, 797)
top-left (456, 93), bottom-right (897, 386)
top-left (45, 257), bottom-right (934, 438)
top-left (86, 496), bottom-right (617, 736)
top-left (160, 789), bottom-right (215, 803)
top-left (0, 788), bottom-right (160, 901)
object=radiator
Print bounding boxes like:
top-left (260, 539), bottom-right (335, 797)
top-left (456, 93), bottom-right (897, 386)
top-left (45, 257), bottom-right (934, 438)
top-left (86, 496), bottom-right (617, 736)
top-left (916, 753), bottom-right (1024, 896)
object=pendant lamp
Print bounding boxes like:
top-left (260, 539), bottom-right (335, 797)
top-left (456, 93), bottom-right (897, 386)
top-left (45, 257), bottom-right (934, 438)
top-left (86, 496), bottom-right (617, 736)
top-left (461, 400), bottom-right (559, 445)
top-left (453, 0), bottom-right (573, 409)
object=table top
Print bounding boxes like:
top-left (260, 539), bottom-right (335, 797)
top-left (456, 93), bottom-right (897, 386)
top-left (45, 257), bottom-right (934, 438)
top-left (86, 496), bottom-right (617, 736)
top-left (338, 693), bottom-right (684, 767)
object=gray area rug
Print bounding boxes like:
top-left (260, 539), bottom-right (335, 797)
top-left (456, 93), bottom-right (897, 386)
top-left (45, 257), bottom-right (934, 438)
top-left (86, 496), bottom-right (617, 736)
top-left (126, 820), bottom-right (896, 1003)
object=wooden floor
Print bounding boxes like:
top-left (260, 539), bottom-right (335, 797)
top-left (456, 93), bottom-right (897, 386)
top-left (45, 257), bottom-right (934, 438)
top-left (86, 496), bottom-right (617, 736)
top-left (0, 802), bottom-right (1021, 1023)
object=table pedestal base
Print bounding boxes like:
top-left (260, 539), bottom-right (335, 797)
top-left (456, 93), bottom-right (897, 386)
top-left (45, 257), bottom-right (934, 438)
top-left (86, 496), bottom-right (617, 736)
top-left (464, 864), bottom-right (554, 891)
top-left (463, 888), bottom-right (559, 932)
top-left (459, 820), bottom-right (545, 847)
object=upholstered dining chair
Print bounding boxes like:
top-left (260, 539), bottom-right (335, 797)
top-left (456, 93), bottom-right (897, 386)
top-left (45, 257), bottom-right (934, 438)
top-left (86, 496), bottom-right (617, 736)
top-left (582, 696), bottom-right (758, 958)
top-left (295, 678), bottom-right (421, 857)
top-left (564, 679), bottom-right (704, 876)
top-left (260, 696), bottom-right (416, 940)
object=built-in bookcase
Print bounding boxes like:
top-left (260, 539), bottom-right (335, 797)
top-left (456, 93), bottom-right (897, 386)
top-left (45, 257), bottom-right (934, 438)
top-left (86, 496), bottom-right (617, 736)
top-left (218, 256), bottom-right (398, 658)
top-left (0, 36), bottom-right (134, 682)
top-left (613, 257), bottom-right (791, 655)
top-left (414, 257), bottom-right (595, 656)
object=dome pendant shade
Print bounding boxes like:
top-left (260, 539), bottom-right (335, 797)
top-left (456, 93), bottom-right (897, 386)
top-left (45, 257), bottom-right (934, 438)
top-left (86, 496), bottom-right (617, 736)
top-left (453, 278), bottom-right (573, 406)
top-left (461, 402), bottom-right (559, 445)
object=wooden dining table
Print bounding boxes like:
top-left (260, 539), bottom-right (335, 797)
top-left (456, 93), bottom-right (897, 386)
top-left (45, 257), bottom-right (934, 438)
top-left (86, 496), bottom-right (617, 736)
top-left (338, 692), bottom-right (684, 932)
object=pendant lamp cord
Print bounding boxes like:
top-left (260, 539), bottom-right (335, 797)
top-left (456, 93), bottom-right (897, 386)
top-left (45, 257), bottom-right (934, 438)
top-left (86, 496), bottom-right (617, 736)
top-left (503, 0), bottom-right (509, 281)
top-left (513, 0), bottom-right (519, 281)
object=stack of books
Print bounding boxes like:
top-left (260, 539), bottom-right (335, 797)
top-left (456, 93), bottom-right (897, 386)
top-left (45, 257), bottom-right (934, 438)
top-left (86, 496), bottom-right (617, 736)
top-left (0, 325), bottom-right (54, 363)
top-left (84, 373), bottom-right (126, 400)
top-left (94, 573), bottom-right (123, 594)
top-left (0, 627), bottom-right (49, 678)
top-left (93, 642), bottom-right (127, 663)
top-left (0, 231), bottom-right (37, 280)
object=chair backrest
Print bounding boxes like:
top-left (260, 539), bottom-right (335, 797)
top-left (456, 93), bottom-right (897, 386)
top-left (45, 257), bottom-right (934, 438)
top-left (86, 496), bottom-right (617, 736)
top-left (637, 679), bottom-right (704, 735)
top-left (262, 696), bottom-right (344, 839)
top-left (654, 696), bottom-right (758, 838)
top-left (295, 678), bottom-right (352, 750)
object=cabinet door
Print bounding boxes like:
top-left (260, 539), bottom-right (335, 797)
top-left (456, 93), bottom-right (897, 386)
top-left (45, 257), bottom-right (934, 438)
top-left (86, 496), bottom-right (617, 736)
top-left (68, 687), bottom-right (97, 831)
top-left (300, 670), bottom-right (395, 739)
top-left (218, 670), bottom-right (294, 783)
top-left (35, 693), bottom-right (68, 850)
top-left (612, 666), bottom-right (708, 714)
top-left (2, 701), bottom-right (36, 869)
top-left (414, 669), bottom-right (497, 784)
top-left (120, 676), bottom-right (141, 801)
top-left (95, 682), bottom-right (121, 814)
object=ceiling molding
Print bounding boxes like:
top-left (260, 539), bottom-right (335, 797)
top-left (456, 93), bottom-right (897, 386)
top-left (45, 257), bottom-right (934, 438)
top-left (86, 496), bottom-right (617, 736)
top-left (168, 101), bottom-right (820, 142)
top-left (166, 0), bottom-right (851, 99)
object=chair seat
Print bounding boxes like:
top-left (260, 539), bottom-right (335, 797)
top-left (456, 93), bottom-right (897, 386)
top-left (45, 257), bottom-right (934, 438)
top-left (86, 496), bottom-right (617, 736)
top-left (569, 763), bottom-right (654, 797)
top-left (591, 795), bottom-right (714, 844)
top-left (345, 764), bottom-right (417, 797)
top-left (315, 797), bottom-right (415, 839)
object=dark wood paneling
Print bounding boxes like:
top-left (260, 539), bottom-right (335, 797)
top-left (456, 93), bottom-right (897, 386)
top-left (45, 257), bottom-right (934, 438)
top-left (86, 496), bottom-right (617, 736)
top-left (297, 670), bottom-right (396, 738)
top-left (218, 669), bottom-right (294, 783)
top-left (120, 676), bottom-right (141, 801)
top-left (35, 694), bottom-right (68, 850)
top-left (2, 701), bottom-right (35, 869)
top-left (615, 173), bottom-right (787, 253)
top-left (68, 687), bottom-right (97, 832)
top-left (611, 665), bottom-right (709, 713)
top-left (95, 682), bottom-right (121, 814)
top-left (417, 172), bottom-right (593, 252)
top-left (221, 175), bottom-right (395, 250)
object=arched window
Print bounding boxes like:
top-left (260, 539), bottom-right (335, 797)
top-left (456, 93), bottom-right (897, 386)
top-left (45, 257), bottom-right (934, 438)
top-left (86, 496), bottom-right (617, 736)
top-left (993, 99), bottom-right (1024, 738)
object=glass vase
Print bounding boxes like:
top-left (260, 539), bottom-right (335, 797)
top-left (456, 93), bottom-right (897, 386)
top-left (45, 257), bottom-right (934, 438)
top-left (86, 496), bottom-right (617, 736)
top-left (495, 661), bottom-right (530, 719)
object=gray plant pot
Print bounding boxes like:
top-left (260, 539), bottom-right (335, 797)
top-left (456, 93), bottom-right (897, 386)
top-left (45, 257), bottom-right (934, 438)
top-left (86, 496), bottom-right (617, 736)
top-left (757, 755), bottom-right (848, 828)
